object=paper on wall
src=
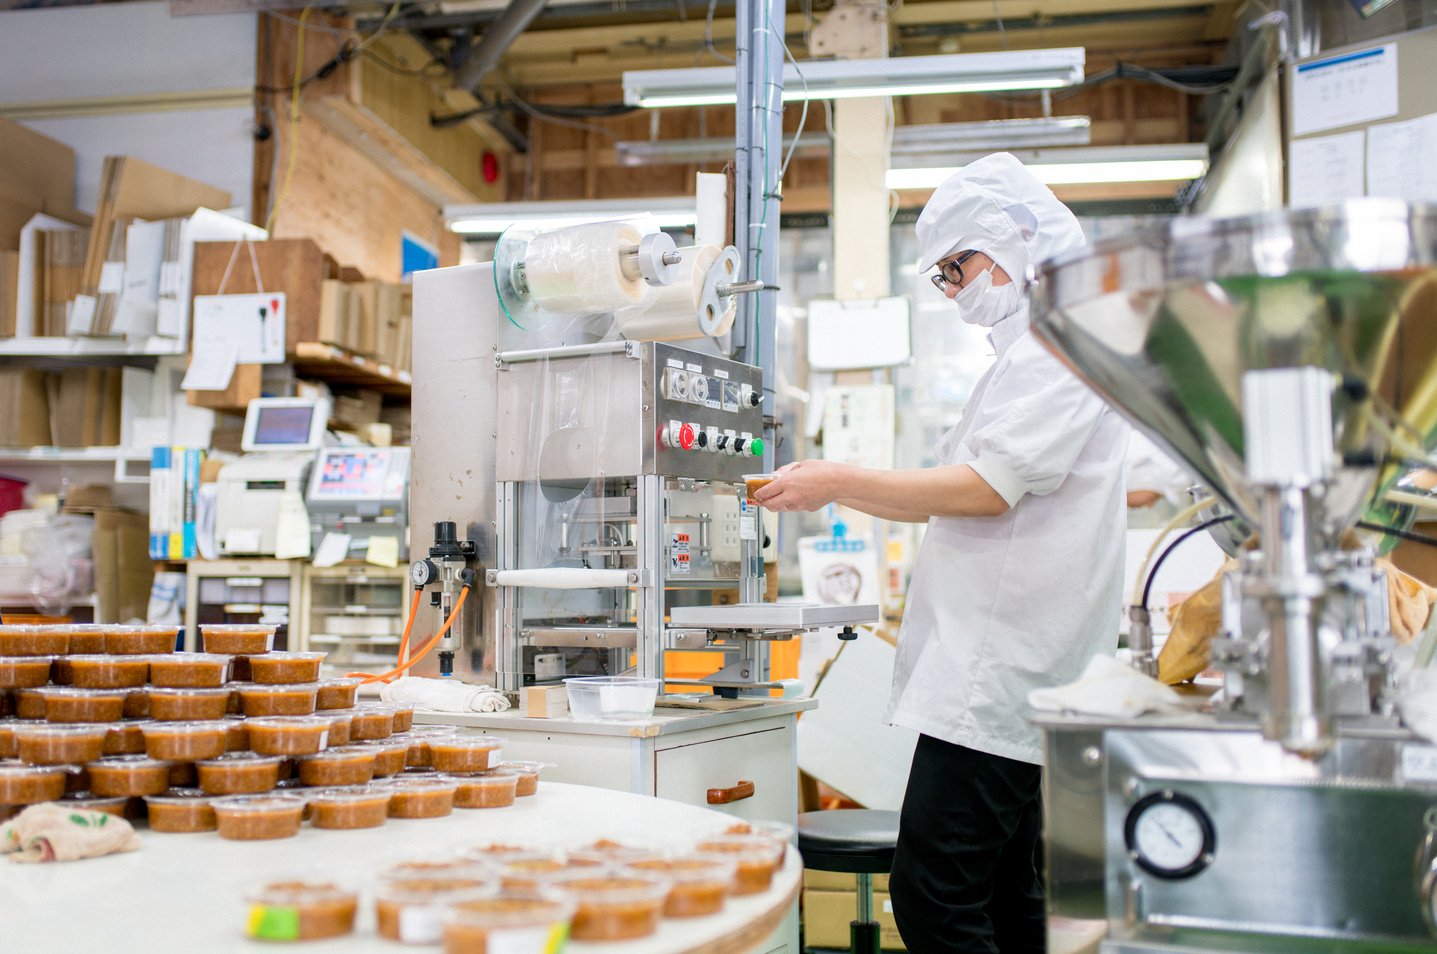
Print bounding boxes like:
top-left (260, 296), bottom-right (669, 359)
top-left (191, 292), bottom-right (286, 364)
top-left (1367, 112), bottom-right (1437, 202)
top-left (822, 385), bottom-right (895, 470)
top-left (1288, 131), bottom-right (1365, 209)
top-left (1291, 43), bottom-right (1398, 136)
top-left (273, 491), bottom-right (312, 561)
top-left (313, 532), bottom-right (351, 568)
top-left (168, 209), bottom-right (266, 341)
top-left (111, 219), bottom-right (167, 338)
top-left (180, 339), bottom-right (238, 391)
top-left (365, 535), bottom-right (399, 568)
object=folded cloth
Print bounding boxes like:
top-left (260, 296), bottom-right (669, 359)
top-left (1029, 654), bottom-right (1187, 719)
top-left (380, 675), bottom-right (511, 714)
top-left (2, 803), bottom-right (140, 863)
top-left (1398, 668), bottom-right (1437, 745)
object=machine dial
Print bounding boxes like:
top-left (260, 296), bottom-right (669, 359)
top-left (410, 559), bottom-right (438, 587)
top-left (1124, 790), bottom-right (1215, 880)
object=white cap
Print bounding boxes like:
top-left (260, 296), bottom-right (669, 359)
top-left (914, 152), bottom-right (1086, 281)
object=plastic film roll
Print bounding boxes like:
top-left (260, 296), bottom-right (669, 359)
top-left (523, 222), bottom-right (646, 314)
top-left (614, 245), bottom-right (734, 341)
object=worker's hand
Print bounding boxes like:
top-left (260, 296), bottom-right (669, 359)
top-left (754, 460), bottom-right (851, 512)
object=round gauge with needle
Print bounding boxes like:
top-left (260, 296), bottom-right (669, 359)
top-left (1124, 790), bottom-right (1216, 879)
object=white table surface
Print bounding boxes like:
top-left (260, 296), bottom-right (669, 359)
top-left (0, 782), bottom-right (800, 953)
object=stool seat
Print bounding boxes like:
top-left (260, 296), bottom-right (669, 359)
top-left (797, 809), bottom-right (899, 874)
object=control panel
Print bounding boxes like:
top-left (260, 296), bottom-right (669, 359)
top-left (652, 343), bottom-right (765, 481)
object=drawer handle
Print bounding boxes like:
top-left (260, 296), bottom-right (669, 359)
top-left (707, 780), bottom-right (755, 804)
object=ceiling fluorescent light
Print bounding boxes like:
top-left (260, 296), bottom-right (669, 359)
top-left (623, 49), bottom-right (1085, 108)
top-left (615, 117), bottom-right (1092, 168)
top-left (446, 197), bottom-right (697, 236)
top-left (885, 144), bottom-right (1209, 190)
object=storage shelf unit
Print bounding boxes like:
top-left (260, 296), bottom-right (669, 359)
top-left (292, 342), bottom-right (411, 396)
top-left (183, 559), bottom-right (303, 652)
top-left (297, 563), bottom-right (410, 664)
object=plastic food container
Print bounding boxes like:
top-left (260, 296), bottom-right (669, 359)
top-left (317, 712), bottom-right (353, 747)
top-left (247, 651), bottom-right (326, 685)
top-left (140, 721), bottom-right (228, 762)
top-left (545, 871), bottom-right (672, 942)
top-left (388, 704), bottom-right (415, 732)
top-left (430, 736), bottom-right (505, 774)
top-left (568, 839), bottom-right (665, 867)
top-left (48, 658), bottom-right (73, 685)
top-left (64, 625), bottom-right (108, 655)
top-left (144, 788), bottom-right (218, 832)
top-left (104, 625), bottom-right (178, 655)
top-left (13, 722), bottom-right (108, 765)
top-left (298, 746), bottom-right (376, 787)
top-left (496, 761), bottom-right (548, 798)
top-left (627, 855), bottom-right (737, 918)
top-left (374, 877), bottom-right (494, 945)
top-left (358, 739), bottom-right (410, 777)
top-left (400, 728), bottom-right (457, 768)
top-left (307, 786), bottom-right (392, 830)
top-left (0, 625), bottom-right (68, 657)
top-left (122, 688), bottom-right (150, 720)
top-left (314, 678), bottom-right (362, 710)
top-left (59, 792), bottom-right (129, 817)
top-left (496, 854), bottom-right (597, 892)
top-left (200, 624), bottom-right (276, 656)
top-left (246, 880), bottom-right (358, 941)
top-left (102, 720), bottom-right (151, 756)
top-left (223, 716), bottom-right (249, 752)
top-left (743, 472), bottom-right (776, 501)
top-left (442, 890), bottom-right (576, 954)
top-left (349, 704), bottom-right (397, 741)
top-left (0, 762), bottom-right (67, 803)
top-left (0, 656), bottom-right (53, 689)
top-left (147, 653), bottom-right (232, 689)
top-left (68, 655), bottom-right (149, 690)
top-left (724, 819), bottom-right (795, 861)
top-left (384, 777), bottom-right (459, 819)
top-left (445, 772), bottom-right (519, 810)
top-left (86, 756), bottom-right (173, 797)
top-left (37, 687), bottom-right (128, 723)
top-left (0, 719), bottom-right (25, 758)
top-left (148, 687), bottom-right (230, 722)
top-left (12, 689), bottom-right (45, 720)
top-left (694, 833), bottom-right (786, 895)
top-left (213, 794), bottom-right (307, 841)
top-left (196, 753), bottom-right (285, 795)
top-left (168, 761), bottom-right (199, 787)
top-left (562, 676), bottom-right (661, 722)
top-left (246, 716), bottom-right (332, 756)
top-left (236, 683), bottom-right (318, 717)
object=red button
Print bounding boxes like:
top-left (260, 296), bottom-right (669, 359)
top-left (678, 423), bottom-right (696, 450)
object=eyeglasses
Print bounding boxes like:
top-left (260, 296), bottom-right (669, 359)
top-left (930, 249), bottom-right (980, 291)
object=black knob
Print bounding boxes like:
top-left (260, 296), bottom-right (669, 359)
top-left (748, 392), bottom-right (761, 407)
top-left (838, 626), bottom-right (857, 641)
top-left (434, 521), bottom-right (457, 546)
top-left (733, 438), bottom-right (747, 454)
top-left (696, 431), bottom-right (709, 449)
top-left (715, 435), bottom-right (729, 450)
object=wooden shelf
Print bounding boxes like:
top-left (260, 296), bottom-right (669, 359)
top-left (0, 336), bottom-right (184, 360)
top-left (291, 342), bottom-right (412, 397)
top-left (0, 446), bottom-right (147, 464)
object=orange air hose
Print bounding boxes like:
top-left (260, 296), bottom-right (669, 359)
top-left (348, 585), bottom-right (470, 685)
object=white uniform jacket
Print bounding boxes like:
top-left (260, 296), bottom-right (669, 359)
top-left (883, 304), bottom-right (1130, 765)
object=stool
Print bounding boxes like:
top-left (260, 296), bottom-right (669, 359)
top-left (798, 809), bottom-right (899, 954)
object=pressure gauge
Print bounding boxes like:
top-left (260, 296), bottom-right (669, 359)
top-left (1124, 790), bottom-right (1215, 880)
top-left (410, 559), bottom-right (438, 588)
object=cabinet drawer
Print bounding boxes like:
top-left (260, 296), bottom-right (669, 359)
top-left (654, 726), bottom-right (793, 824)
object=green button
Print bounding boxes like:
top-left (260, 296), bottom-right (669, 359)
top-left (748, 438), bottom-right (765, 457)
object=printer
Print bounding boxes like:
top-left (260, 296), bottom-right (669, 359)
top-left (306, 445), bottom-right (410, 560)
top-left (215, 398), bottom-right (328, 556)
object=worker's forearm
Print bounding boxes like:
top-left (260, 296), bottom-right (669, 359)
top-left (844, 464), bottom-right (1010, 518)
top-left (835, 498), bottom-right (930, 524)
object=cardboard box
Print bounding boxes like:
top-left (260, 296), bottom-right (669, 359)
top-left (376, 283), bottom-right (412, 368)
top-left (347, 280), bottom-right (381, 357)
top-left (0, 250), bottom-right (17, 336)
top-left (0, 369), bottom-right (51, 447)
top-left (47, 368), bottom-right (122, 447)
top-left (521, 685), bottom-right (569, 718)
top-left (92, 509), bottom-right (152, 624)
top-left (318, 280), bottom-right (355, 351)
top-left (331, 389), bottom-right (382, 432)
top-left (803, 889), bottom-right (906, 951)
top-left (186, 363), bottom-right (261, 416)
top-left (191, 238), bottom-right (338, 354)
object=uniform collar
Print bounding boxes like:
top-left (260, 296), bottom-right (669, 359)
top-left (986, 302), bottom-right (1031, 353)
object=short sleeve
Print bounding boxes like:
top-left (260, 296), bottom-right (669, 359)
top-left (964, 343), bottom-right (1115, 507)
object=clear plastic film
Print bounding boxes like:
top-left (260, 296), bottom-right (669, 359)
top-left (612, 244), bottom-right (737, 342)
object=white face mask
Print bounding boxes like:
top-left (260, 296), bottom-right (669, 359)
top-left (953, 266), bottom-right (1020, 328)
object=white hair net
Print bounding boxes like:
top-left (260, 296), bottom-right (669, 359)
top-left (914, 152), bottom-right (1086, 282)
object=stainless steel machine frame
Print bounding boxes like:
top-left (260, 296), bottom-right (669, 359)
top-left (1030, 201), bottom-right (1437, 952)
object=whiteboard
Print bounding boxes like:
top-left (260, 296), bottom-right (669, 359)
top-left (807, 296), bottom-right (911, 370)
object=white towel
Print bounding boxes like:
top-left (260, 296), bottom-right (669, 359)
top-left (2, 803), bottom-right (140, 863)
top-left (1398, 668), bottom-right (1437, 744)
top-left (1028, 654), bottom-right (1187, 719)
top-left (380, 675), bottom-right (512, 714)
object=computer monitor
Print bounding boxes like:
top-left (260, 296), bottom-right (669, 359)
top-left (241, 397), bottom-right (330, 453)
top-left (307, 446), bottom-right (410, 504)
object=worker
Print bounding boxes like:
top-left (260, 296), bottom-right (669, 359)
top-left (1126, 431), bottom-right (1195, 510)
top-left (756, 153), bottom-right (1128, 953)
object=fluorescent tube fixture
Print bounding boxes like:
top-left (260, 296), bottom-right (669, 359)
top-left (446, 197), bottom-right (697, 236)
top-left (885, 144), bottom-right (1209, 190)
top-left (614, 116), bottom-right (1092, 167)
top-left (623, 49), bottom-right (1085, 108)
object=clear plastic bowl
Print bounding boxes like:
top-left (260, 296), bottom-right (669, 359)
top-left (246, 879), bottom-right (358, 941)
top-left (544, 870), bottom-right (672, 942)
top-left (441, 888), bottom-right (575, 954)
top-left (561, 676), bottom-right (661, 722)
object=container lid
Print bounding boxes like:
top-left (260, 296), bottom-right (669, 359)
top-left (305, 785), bottom-right (391, 803)
top-left (211, 794), bottom-right (308, 813)
top-left (302, 746), bottom-right (376, 762)
top-left (148, 686), bottom-right (232, 698)
top-left (316, 677), bottom-right (362, 687)
top-left (626, 853), bottom-right (737, 883)
top-left (237, 683), bottom-right (320, 695)
top-left (544, 870), bottom-right (672, 902)
top-left (694, 833), bottom-right (786, 861)
top-left (0, 762), bottom-right (66, 777)
top-left (12, 722), bottom-right (109, 738)
top-left (381, 776), bottom-right (459, 793)
top-left (498, 760), bottom-right (553, 773)
top-left (253, 651), bottom-right (326, 661)
top-left (197, 753), bottom-right (285, 767)
top-left (150, 652), bottom-right (233, 665)
top-left (562, 675), bottom-right (662, 688)
top-left (443, 890), bottom-right (576, 930)
top-left (245, 716), bottom-right (331, 729)
top-left (440, 772), bottom-right (518, 789)
top-left (199, 623), bottom-right (279, 633)
top-left (139, 721), bottom-right (228, 737)
top-left (246, 881), bottom-right (356, 905)
top-left (35, 686), bottom-right (129, 698)
top-left (66, 654), bottom-right (148, 664)
top-left (87, 756), bottom-right (172, 771)
top-left (430, 735), bottom-right (506, 750)
top-left (144, 788), bottom-right (215, 803)
top-left (0, 655), bottom-right (55, 663)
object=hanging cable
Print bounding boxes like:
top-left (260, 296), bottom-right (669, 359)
top-left (1141, 514), bottom-right (1238, 612)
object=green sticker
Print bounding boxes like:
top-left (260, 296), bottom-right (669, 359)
top-left (68, 814), bottom-right (90, 828)
top-left (248, 904), bottom-right (301, 941)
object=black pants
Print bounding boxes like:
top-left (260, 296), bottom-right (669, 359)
top-left (888, 735), bottom-right (1045, 954)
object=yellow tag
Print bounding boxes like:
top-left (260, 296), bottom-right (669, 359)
top-left (365, 535), bottom-right (399, 568)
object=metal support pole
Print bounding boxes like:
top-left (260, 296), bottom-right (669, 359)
top-left (734, 0), bottom-right (784, 472)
